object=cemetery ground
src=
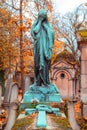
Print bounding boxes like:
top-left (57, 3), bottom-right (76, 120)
top-left (12, 112), bottom-right (72, 130)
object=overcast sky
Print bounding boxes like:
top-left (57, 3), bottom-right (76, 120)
top-left (54, 0), bottom-right (87, 14)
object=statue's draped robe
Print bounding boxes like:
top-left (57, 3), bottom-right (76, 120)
top-left (31, 17), bottom-right (54, 86)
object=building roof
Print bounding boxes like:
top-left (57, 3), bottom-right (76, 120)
top-left (53, 49), bottom-right (77, 65)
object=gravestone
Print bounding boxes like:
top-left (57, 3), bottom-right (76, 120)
top-left (3, 82), bottom-right (19, 107)
top-left (4, 72), bottom-right (15, 100)
top-left (24, 75), bottom-right (31, 93)
top-left (68, 102), bottom-right (80, 130)
top-left (10, 84), bottom-right (18, 103)
top-left (4, 100), bottom-right (19, 130)
top-left (3, 75), bottom-right (13, 104)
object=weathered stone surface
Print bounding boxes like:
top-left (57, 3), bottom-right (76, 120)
top-left (81, 88), bottom-right (87, 103)
top-left (51, 60), bottom-right (79, 100)
top-left (24, 75), bottom-right (31, 92)
top-left (83, 104), bottom-right (87, 118)
top-left (4, 100), bottom-right (19, 130)
top-left (3, 82), bottom-right (19, 106)
top-left (15, 113), bottom-right (72, 130)
top-left (3, 79), bottom-right (12, 104)
top-left (10, 84), bottom-right (18, 103)
top-left (68, 102), bottom-right (80, 130)
top-left (77, 40), bottom-right (87, 118)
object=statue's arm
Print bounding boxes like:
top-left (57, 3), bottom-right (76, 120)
top-left (43, 23), bottom-right (54, 46)
top-left (31, 20), bottom-right (41, 40)
top-left (34, 20), bottom-right (41, 33)
top-left (43, 23), bottom-right (49, 30)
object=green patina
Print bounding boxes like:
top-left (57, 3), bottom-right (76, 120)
top-left (20, 9), bottom-right (62, 129)
top-left (23, 9), bottom-right (61, 104)
top-left (31, 9), bottom-right (54, 86)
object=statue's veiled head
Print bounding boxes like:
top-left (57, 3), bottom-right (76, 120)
top-left (38, 9), bottom-right (48, 21)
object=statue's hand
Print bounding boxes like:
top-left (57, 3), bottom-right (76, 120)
top-left (43, 23), bottom-right (48, 29)
top-left (39, 16), bottom-right (44, 22)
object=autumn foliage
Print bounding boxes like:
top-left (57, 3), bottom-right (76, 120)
top-left (0, 8), bottom-right (19, 72)
top-left (0, 0), bottom-right (64, 77)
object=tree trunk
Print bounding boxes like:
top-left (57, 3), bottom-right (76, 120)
top-left (20, 0), bottom-right (24, 94)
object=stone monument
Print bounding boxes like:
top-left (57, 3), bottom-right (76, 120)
top-left (23, 9), bottom-right (61, 103)
top-left (20, 9), bottom-right (62, 128)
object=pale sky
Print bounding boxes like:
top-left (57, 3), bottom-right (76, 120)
top-left (54, 0), bottom-right (87, 14)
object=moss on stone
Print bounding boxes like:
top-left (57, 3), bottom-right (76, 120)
top-left (12, 116), bottom-right (33, 130)
top-left (51, 115), bottom-right (72, 130)
top-left (79, 118), bottom-right (87, 130)
top-left (81, 123), bottom-right (87, 130)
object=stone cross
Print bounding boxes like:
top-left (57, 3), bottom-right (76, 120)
top-left (25, 104), bottom-right (61, 128)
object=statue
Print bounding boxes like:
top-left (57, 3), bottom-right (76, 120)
top-left (23, 9), bottom-right (61, 103)
top-left (31, 9), bottom-right (54, 86)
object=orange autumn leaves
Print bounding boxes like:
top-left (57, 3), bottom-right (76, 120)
top-left (0, 7), bottom-right (32, 72)
top-left (52, 40), bottom-right (64, 64)
top-left (0, 4), bottom-right (64, 73)
top-left (0, 8), bottom-right (19, 70)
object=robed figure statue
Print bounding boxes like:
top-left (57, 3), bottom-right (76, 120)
top-left (23, 9), bottom-right (60, 103)
top-left (31, 9), bottom-right (54, 86)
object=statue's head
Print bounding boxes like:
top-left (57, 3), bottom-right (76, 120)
top-left (38, 9), bottom-right (47, 21)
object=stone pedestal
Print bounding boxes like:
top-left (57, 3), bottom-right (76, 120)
top-left (20, 83), bottom-right (62, 128)
top-left (78, 40), bottom-right (87, 117)
top-left (20, 83), bottom-right (62, 110)
top-left (23, 83), bottom-right (61, 103)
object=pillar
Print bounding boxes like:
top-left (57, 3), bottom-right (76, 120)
top-left (78, 40), bottom-right (87, 117)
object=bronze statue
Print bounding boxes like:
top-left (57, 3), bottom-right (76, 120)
top-left (31, 9), bottom-right (54, 86)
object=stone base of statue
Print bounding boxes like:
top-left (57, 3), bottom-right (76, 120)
top-left (23, 83), bottom-right (61, 103)
top-left (19, 83), bottom-right (62, 128)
